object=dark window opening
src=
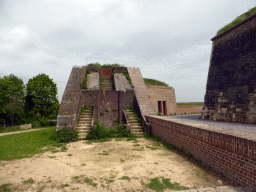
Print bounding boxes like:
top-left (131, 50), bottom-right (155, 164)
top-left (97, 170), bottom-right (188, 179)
top-left (158, 101), bottom-right (162, 113)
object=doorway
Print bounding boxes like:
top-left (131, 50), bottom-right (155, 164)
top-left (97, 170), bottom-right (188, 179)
top-left (163, 101), bottom-right (167, 115)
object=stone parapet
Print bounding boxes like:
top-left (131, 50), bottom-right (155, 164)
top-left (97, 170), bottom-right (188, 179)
top-left (127, 67), bottom-right (156, 116)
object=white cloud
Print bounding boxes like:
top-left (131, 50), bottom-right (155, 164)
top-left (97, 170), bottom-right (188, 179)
top-left (0, 26), bottom-right (28, 51)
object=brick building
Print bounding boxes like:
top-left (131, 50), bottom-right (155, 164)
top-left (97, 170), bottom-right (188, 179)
top-left (57, 66), bottom-right (176, 134)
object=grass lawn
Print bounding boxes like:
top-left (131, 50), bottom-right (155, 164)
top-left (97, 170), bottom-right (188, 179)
top-left (177, 103), bottom-right (204, 106)
top-left (0, 126), bottom-right (64, 161)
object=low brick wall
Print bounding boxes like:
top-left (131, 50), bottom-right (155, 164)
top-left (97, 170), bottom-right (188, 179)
top-left (146, 116), bottom-right (256, 191)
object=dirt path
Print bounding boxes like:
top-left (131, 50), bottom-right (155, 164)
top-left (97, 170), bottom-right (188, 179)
top-left (0, 137), bottom-right (228, 192)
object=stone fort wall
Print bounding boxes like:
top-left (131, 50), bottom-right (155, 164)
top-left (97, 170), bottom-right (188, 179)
top-left (202, 13), bottom-right (256, 123)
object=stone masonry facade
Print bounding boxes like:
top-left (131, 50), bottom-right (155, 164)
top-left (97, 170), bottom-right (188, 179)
top-left (146, 84), bottom-right (177, 115)
top-left (202, 13), bottom-right (256, 124)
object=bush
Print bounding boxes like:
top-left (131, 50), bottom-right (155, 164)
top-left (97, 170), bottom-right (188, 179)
top-left (85, 121), bottom-right (136, 140)
top-left (51, 127), bottom-right (79, 143)
top-left (32, 121), bottom-right (41, 128)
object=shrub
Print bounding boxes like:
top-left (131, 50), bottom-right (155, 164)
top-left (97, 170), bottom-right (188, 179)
top-left (32, 121), bottom-right (41, 128)
top-left (85, 121), bottom-right (136, 141)
top-left (51, 127), bottom-right (79, 143)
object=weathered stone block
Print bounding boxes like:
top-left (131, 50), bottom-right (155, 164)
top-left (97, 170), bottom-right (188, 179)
top-left (20, 123), bottom-right (32, 130)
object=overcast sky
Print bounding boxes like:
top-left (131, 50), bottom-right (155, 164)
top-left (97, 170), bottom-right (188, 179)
top-left (1, 0), bottom-right (255, 103)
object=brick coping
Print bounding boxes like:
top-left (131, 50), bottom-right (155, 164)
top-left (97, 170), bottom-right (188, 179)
top-left (147, 115), bottom-right (256, 141)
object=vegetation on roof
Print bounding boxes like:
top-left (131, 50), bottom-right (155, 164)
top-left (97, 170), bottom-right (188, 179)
top-left (143, 78), bottom-right (168, 87)
top-left (87, 62), bottom-right (124, 68)
top-left (216, 6), bottom-right (256, 36)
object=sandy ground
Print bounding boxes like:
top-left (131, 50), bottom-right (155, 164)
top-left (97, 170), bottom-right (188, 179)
top-left (0, 137), bottom-right (228, 192)
top-left (176, 105), bottom-right (203, 115)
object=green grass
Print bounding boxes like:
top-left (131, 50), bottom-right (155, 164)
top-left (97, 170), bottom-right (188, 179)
top-left (0, 126), bottom-right (64, 161)
top-left (144, 78), bottom-right (168, 87)
top-left (216, 6), bottom-right (256, 36)
top-left (177, 102), bottom-right (204, 105)
top-left (145, 177), bottom-right (189, 192)
top-left (88, 63), bottom-right (124, 68)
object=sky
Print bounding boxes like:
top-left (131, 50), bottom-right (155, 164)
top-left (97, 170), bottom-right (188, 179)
top-left (0, 0), bottom-right (255, 103)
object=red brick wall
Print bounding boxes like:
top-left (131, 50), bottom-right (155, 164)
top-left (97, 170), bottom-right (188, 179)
top-left (146, 116), bottom-right (256, 191)
top-left (99, 68), bottom-right (112, 76)
top-left (82, 90), bottom-right (134, 128)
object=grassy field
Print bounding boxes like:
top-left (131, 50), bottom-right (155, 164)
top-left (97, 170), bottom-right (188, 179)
top-left (177, 103), bottom-right (204, 106)
top-left (0, 126), bottom-right (63, 161)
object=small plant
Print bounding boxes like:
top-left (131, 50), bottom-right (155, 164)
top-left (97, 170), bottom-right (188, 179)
top-left (157, 113), bottom-right (162, 116)
top-left (60, 183), bottom-right (69, 188)
top-left (120, 159), bottom-right (125, 163)
top-left (124, 106), bottom-right (128, 110)
top-left (105, 109), bottom-right (109, 112)
top-left (0, 183), bottom-right (12, 191)
top-left (23, 178), bottom-right (35, 184)
top-left (100, 111), bottom-right (104, 116)
top-left (118, 176), bottom-right (131, 182)
top-left (50, 127), bottom-right (79, 143)
top-left (113, 118), bottom-right (118, 123)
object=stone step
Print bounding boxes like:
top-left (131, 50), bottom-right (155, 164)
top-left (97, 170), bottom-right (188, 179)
top-left (128, 115), bottom-right (138, 121)
top-left (76, 126), bottom-right (91, 129)
top-left (129, 122), bottom-right (140, 125)
top-left (76, 124), bottom-right (91, 128)
top-left (130, 125), bottom-right (141, 129)
top-left (79, 117), bottom-right (92, 120)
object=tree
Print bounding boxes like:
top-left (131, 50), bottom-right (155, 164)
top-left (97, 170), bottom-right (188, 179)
top-left (24, 73), bottom-right (59, 120)
top-left (0, 74), bottom-right (27, 126)
top-left (5, 96), bottom-right (24, 127)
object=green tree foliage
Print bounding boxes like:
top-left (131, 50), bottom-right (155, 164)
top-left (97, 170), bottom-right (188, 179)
top-left (0, 74), bottom-right (27, 126)
top-left (24, 73), bottom-right (60, 121)
top-left (6, 96), bottom-right (24, 127)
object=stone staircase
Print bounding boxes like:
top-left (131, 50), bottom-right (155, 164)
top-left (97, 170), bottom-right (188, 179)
top-left (76, 108), bottom-right (93, 139)
top-left (101, 76), bottom-right (113, 90)
top-left (125, 109), bottom-right (144, 138)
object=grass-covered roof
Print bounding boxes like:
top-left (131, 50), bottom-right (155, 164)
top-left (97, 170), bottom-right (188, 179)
top-left (216, 6), bottom-right (256, 36)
